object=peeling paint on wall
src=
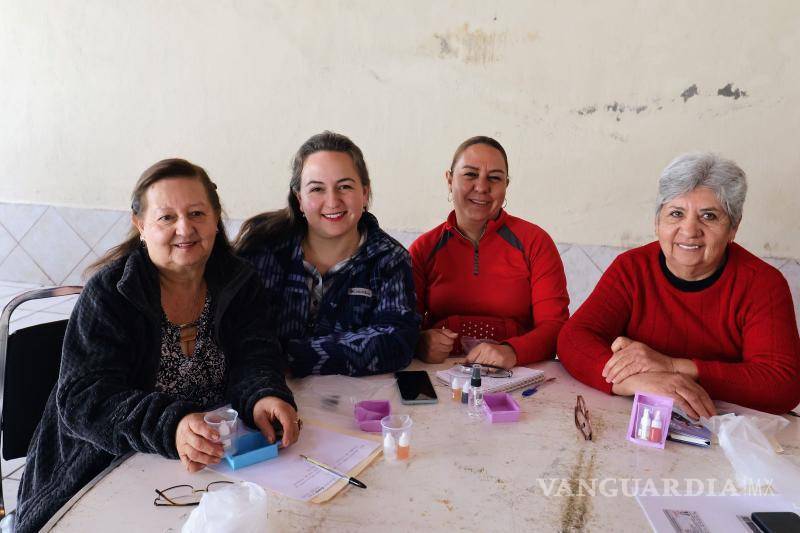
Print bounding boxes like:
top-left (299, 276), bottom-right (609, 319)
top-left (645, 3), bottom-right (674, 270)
top-left (717, 83), bottom-right (747, 99)
top-left (572, 101), bottom-right (649, 120)
top-left (432, 24), bottom-right (507, 65)
top-left (680, 84), bottom-right (698, 102)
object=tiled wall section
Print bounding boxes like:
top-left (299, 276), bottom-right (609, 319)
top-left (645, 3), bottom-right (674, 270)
top-left (1, 202), bottom-right (799, 327)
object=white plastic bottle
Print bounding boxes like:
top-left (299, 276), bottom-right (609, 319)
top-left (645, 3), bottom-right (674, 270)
top-left (638, 407), bottom-right (652, 440)
top-left (383, 432), bottom-right (398, 461)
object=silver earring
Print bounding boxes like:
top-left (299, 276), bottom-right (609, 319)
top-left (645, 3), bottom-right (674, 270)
top-left (502, 199), bottom-right (507, 209)
top-left (447, 191), bottom-right (452, 203)
top-left (140, 236), bottom-right (146, 247)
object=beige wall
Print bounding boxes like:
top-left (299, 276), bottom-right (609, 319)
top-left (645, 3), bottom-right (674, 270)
top-left (2, 1), bottom-right (799, 258)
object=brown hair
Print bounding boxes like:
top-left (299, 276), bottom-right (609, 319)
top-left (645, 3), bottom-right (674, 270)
top-left (234, 131), bottom-right (371, 255)
top-left (449, 136), bottom-right (509, 175)
top-left (86, 158), bottom-right (229, 276)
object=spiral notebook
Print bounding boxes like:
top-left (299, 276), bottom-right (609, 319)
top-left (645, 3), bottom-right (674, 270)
top-left (435, 366), bottom-right (546, 394)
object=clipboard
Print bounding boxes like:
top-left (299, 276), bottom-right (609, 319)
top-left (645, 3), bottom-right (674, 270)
top-left (305, 418), bottom-right (382, 503)
top-left (209, 417), bottom-right (382, 503)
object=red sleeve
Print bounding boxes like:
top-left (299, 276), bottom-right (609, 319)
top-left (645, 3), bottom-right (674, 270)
top-left (504, 230), bottom-right (570, 365)
top-left (694, 271), bottom-right (800, 414)
top-left (408, 237), bottom-right (428, 317)
top-left (557, 256), bottom-right (634, 393)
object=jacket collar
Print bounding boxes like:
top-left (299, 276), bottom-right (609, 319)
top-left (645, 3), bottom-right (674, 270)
top-left (288, 211), bottom-right (394, 267)
top-left (117, 244), bottom-right (252, 321)
top-left (444, 209), bottom-right (509, 242)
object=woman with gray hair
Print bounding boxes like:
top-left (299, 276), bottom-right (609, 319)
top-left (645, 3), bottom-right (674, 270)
top-left (558, 153), bottom-right (800, 416)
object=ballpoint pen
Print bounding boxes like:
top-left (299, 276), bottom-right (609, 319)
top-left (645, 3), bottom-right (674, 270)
top-left (522, 377), bottom-right (557, 397)
top-left (300, 454), bottom-right (367, 489)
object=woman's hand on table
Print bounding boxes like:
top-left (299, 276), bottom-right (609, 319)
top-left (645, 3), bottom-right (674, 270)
top-left (612, 372), bottom-right (716, 420)
top-left (465, 342), bottom-right (517, 369)
top-left (175, 413), bottom-right (224, 473)
top-left (253, 397), bottom-right (301, 448)
top-left (603, 336), bottom-right (677, 384)
top-left (417, 328), bottom-right (458, 363)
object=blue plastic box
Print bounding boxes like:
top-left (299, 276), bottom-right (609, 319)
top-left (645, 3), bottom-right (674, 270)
top-left (224, 431), bottom-right (279, 470)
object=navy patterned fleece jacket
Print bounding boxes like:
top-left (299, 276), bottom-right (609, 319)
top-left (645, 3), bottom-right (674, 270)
top-left (242, 212), bottom-right (420, 377)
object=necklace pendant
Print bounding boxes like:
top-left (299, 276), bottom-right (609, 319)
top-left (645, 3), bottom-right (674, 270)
top-left (179, 324), bottom-right (198, 356)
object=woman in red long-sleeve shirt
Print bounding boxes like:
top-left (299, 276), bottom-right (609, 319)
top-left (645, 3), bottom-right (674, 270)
top-left (558, 153), bottom-right (800, 416)
top-left (410, 136), bottom-right (569, 369)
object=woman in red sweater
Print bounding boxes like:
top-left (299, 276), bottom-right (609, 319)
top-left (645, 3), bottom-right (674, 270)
top-left (410, 136), bottom-right (569, 369)
top-left (558, 153), bottom-right (800, 416)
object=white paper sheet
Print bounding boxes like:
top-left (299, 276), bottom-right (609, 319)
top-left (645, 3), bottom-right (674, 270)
top-left (209, 425), bottom-right (380, 501)
top-left (636, 495), bottom-right (799, 533)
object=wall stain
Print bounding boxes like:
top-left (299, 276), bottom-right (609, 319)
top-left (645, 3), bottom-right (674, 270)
top-left (432, 23), bottom-right (506, 65)
top-left (680, 84), bottom-right (698, 102)
top-left (368, 69), bottom-right (385, 83)
top-left (568, 101), bottom-right (648, 121)
top-left (436, 35), bottom-right (454, 57)
top-left (559, 449), bottom-right (597, 532)
top-left (718, 83), bottom-right (747, 99)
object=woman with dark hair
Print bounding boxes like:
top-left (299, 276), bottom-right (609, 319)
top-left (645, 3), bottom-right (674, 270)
top-left (558, 153), bottom-right (800, 416)
top-left (15, 159), bottom-right (299, 533)
top-left (410, 136), bottom-right (569, 369)
top-left (235, 131), bottom-right (419, 377)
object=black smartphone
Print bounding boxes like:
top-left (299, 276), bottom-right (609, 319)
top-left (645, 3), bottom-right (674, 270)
top-left (751, 512), bottom-right (800, 533)
top-left (395, 371), bottom-right (438, 405)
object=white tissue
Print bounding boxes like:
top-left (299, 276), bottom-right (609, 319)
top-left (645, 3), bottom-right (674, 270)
top-left (182, 481), bottom-right (268, 533)
top-left (704, 413), bottom-right (800, 505)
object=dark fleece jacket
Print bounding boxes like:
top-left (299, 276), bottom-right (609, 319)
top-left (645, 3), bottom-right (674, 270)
top-left (15, 245), bottom-right (295, 532)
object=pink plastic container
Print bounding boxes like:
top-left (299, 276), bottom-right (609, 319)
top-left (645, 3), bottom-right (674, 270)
top-left (482, 393), bottom-right (521, 423)
top-left (354, 400), bottom-right (391, 432)
top-left (626, 392), bottom-right (673, 449)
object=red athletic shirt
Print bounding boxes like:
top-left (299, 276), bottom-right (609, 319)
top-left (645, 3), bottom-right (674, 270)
top-left (557, 241), bottom-right (800, 414)
top-left (409, 210), bottom-right (569, 365)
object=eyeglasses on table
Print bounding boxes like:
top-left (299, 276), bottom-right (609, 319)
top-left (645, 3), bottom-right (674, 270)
top-left (154, 481), bottom-right (235, 507)
top-left (574, 394), bottom-right (593, 441)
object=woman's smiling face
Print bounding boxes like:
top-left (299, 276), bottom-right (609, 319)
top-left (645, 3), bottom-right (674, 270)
top-left (448, 143), bottom-right (509, 229)
top-left (296, 150), bottom-right (369, 242)
top-left (134, 177), bottom-right (219, 276)
top-left (656, 186), bottom-right (737, 281)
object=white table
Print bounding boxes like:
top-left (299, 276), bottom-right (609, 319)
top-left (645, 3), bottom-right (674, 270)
top-left (48, 360), bottom-right (800, 532)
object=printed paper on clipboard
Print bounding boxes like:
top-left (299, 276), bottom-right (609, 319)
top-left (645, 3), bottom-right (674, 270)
top-left (209, 422), bottom-right (381, 502)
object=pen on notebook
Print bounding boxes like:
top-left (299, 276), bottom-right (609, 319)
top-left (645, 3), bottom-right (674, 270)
top-left (522, 377), bottom-right (557, 397)
top-left (300, 454), bottom-right (367, 489)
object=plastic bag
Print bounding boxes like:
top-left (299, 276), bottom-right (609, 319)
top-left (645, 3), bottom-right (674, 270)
top-left (703, 413), bottom-right (800, 505)
top-left (182, 481), bottom-right (268, 533)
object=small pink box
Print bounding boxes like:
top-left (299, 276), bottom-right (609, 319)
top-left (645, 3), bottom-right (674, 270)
top-left (354, 400), bottom-right (391, 432)
top-left (626, 392), bottom-right (673, 449)
top-left (482, 393), bottom-right (521, 423)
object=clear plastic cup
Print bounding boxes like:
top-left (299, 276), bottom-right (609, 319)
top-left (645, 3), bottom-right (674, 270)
top-left (381, 414), bottom-right (412, 462)
top-left (204, 408), bottom-right (238, 455)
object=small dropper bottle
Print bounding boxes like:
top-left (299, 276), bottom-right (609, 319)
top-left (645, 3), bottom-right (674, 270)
top-left (649, 410), bottom-right (663, 442)
top-left (638, 407), bottom-right (652, 440)
top-left (467, 364), bottom-right (484, 419)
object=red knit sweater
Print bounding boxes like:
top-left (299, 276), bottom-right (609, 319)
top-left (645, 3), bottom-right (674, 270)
top-left (410, 210), bottom-right (569, 365)
top-left (558, 241), bottom-right (800, 414)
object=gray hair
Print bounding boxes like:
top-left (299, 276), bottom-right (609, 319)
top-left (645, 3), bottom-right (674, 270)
top-left (656, 152), bottom-right (747, 228)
